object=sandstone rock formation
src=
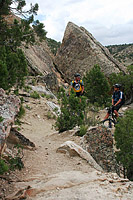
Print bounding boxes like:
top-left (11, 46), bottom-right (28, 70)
top-left (81, 126), bottom-right (118, 173)
top-left (4, 14), bottom-right (60, 92)
top-left (21, 40), bottom-right (54, 76)
top-left (6, 171), bottom-right (133, 200)
top-left (54, 22), bottom-right (126, 82)
top-left (0, 88), bottom-right (20, 155)
top-left (57, 141), bottom-right (102, 171)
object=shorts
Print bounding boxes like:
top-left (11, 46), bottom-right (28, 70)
top-left (76, 91), bottom-right (83, 97)
top-left (108, 103), bottom-right (123, 114)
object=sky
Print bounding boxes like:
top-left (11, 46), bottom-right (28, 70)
top-left (26, 0), bottom-right (133, 46)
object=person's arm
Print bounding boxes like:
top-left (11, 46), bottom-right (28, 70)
top-left (69, 85), bottom-right (72, 96)
top-left (114, 91), bottom-right (122, 106)
top-left (114, 99), bottom-right (121, 106)
top-left (112, 98), bottom-right (114, 105)
top-left (81, 85), bottom-right (84, 94)
top-left (112, 93), bottom-right (114, 105)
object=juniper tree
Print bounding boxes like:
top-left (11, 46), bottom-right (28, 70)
top-left (83, 65), bottom-right (110, 106)
top-left (56, 87), bottom-right (87, 132)
top-left (114, 109), bottom-right (133, 181)
top-left (0, 0), bottom-right (47, 90)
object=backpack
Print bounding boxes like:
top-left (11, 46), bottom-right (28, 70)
top-left (122, 92), bottom-right (125, 104)
top-left (72, 80), bottom-right (83, 93)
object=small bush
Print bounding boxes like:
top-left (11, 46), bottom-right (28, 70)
top-left (24, 85), bottom-right (32, 93)
top-left (0, 116), bottom-right (4, 122)
top-left (25, 105), bottom-right (32, 110)
top-left (41, 93), bottom-right (46, 98)
top-left (14, 89), bottom-right (19, 95)
top-left (17, 105), bottom-right (25, 118)
top-left (30, 91), bottom-right (40, 99)
top-left (32, 79), bottom-right (36, 86)
top-left (46, 94), bottom-right (52, 99)
top-left (78, 125), bottom-right (88, 137)
top-left (47, 111), bottom-right (52, 119)
top-left (0, 159), bottom-right (9, 174)
top-left (15, 119), bottom-right (22, 125)
top-left (8, 144), bottom-right (24, 171)
top-left (55, 88), bottom-right (87, 132)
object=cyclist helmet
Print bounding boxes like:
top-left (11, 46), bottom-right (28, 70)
top-left (114, 83), bottom-right (121, 88)
top-left (74, 73), bottom-right (80, 77)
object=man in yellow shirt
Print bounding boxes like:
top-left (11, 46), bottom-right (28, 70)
top-left (69, 73), bottom-right (84, 97)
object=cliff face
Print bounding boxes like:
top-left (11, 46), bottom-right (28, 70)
top-left (4, 13), bottom-right (55, 76)
top-left (21, 40), bottom-right (55, 76)
top-left (54, 22), bottom-right (126, 82)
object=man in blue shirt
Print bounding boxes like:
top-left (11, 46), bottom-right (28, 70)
top-left (104, 84), bottom-right (125, 120)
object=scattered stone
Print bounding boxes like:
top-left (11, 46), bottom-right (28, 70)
top-left (46, 101), bottom-right (61, 116)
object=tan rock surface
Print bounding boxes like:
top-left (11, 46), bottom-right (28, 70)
top-left (4, 95), bottom-right (132, 200)
top-left (55, 22), bottom-right (126, 82)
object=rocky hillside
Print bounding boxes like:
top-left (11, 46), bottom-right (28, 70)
top-left (54, 22), bottom-right (126, 82)
top-left (106, 44), bottom-right (133, 67)
top-left (0, 85), bottom-right (133, 199)
top-left (4, 13), bottom-right (61, 91)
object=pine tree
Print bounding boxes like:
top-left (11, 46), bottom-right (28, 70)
top-left (56, 88), bottom-right (87, 132)
top-left (114, 109), bottom-right (133, 180)
top-left (83, 65), bottom-right (110, 106)
top-left (0, 0), bottom-right (47, 90)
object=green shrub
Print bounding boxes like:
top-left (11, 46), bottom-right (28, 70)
top-left (0, 159), bottom-right (9, 175)
top-left (25, 105), bottom-right (32, 110)
top-left (114, 109), bottom-right (133, 180)
top-left (30, 91), bottom-right (40, 99)
top-left (78, 125), bottom-right (88, 137)
top-left (55, 88), bottom-right (87, 132)
top-left (8, 144), bottom-right (24, 171)
top-left (47, 111), bottom-right (52, 119)
top-left (17, 105), bottom-right (25, 118)
top-left (31, 79), bottom-right (36, 86)
top-left (46, 94), bottom-right (52, 99)
top-left (0, 116), bottom-right (4, 122)
top-left (24, 85), bottom-right (32, 93)
top-left (41, 93), bottom-right (46, 98)
top-left (83, 65), bottom-right (110, 106)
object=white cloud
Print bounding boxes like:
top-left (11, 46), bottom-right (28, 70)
top-left (26, 0), bottom-right (133, 45)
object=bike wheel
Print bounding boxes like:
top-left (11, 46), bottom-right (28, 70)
top-left (100, 118), bottom-right (113, 128)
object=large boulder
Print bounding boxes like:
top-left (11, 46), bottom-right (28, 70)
top-left (0, 89), bottom-right (20, 155)
top-left (81, 126), bottom-right (118, 173)
top-left (21, 40), bottom-right (55, 76)
top-left (54, 22), bottom-right (126, 82)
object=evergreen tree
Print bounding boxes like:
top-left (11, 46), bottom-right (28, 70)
top-left (114, 109), bottom-right (133, 180)
top-left (83, 65), bottom-right (110, 106)
top-left (0, 0), bottom-right (47, 90)
top-left (56, 88), bottom-right (87, 132)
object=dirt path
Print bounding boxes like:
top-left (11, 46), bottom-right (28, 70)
top-left (6, 97), bottom-right (133, 200)
top-left (20, 97), bottom-right (93, 177)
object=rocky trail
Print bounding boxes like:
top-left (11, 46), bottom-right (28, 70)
top-left (2, 96), bottom-right (133, 200)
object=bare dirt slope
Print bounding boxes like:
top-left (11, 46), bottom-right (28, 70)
top-left (6, 96), bottom-right (133, 200)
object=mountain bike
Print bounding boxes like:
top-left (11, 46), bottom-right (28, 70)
top-left (100, 106), bottom-right (124, 128)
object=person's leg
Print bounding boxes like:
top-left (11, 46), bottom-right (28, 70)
top-left (104, 113), bottom-right (110, 120)
top-left (114, 110), bottom-right (119, 118)
top-left (113, 104), bottom-right (122, 118)
top-left (104, 107), bottom-right (111, 120)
